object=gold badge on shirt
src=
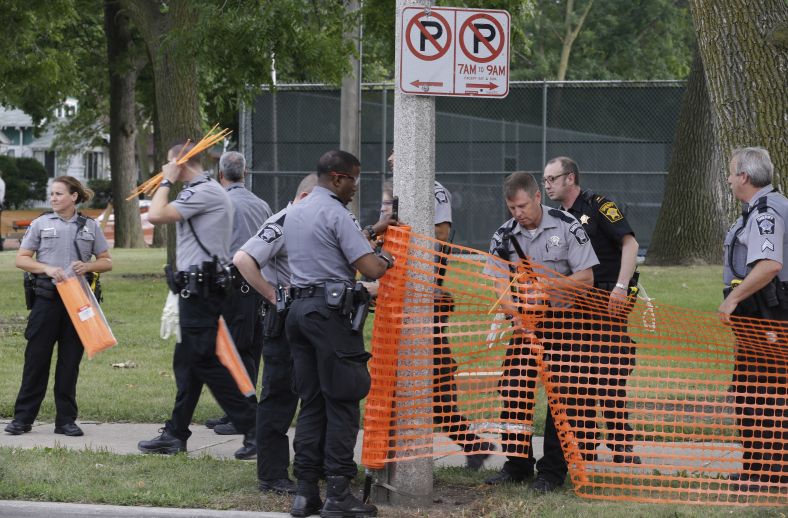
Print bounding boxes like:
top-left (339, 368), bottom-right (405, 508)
top-left (599, 201), bottom-right (623, 223)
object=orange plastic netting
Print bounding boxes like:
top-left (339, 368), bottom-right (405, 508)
top-left (361, 227), bottom-right (787, 506)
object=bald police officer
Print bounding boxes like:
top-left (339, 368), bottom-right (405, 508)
top-left (721, 147), bottom-right (787, 491)
top-left (284, 150), bottom-right (394, 518)
top-left (483, 172), bottom-right (598, 493)
top-left (205, 151), bottom-right (272, 439)
top-left (544, 156), bottom-right (641, 464)
top-left (137, 143), bottom-right (256, 456)
top-left (233, 173), bottom-right (318, 495)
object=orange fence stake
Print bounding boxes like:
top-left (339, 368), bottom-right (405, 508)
top-left (216, 316), bottom-right (256, 397)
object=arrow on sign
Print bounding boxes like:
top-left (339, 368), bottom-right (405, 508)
top-left (411, 80), bottom-right (444, 88)
top-left (466, 82), bottom-right (498, 90)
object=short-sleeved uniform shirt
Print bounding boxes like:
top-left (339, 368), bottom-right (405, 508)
top-left (434, 181), bottom-right (452, 226)
top-left (723, 184), bottom-right (788, 286)
top-left (565, 189), bottom-right (635, 284)
top-left (239, 205), bottom-right (291, 287)
top-left (226, 184), bottom-right (272, 255)
top-left (21, 211), bottom-right (109, 270)
top-left (484, 205), bottom-right (599, 280)
top-left (171, 174), bottom-right (233, 272)
top-left (285, 185), bottom-right (373, 287)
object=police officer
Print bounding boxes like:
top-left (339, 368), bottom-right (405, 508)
top-left (204, 151), bottom-right (272, 441)
top-left (720, 147), bottom-right (787, 491)
top-left (380, 178), bottom-right (495, 469)
top-left (483, 172), bottom-right (598, 493)
top-left (6, 176), bottom-right (112, 437)
top-left (284, 150), bottom-right (394, 518)
top-left (233, 173), bottom-right (317, 495)
top-left (137, 142), bottom-right (256, 456)
top-left (543, 156), bottom-right (641, 464)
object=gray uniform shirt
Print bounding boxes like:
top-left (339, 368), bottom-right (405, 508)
top-left (484, 205), bottom-right (599, 279)
top-left (723, 184), bottom-right (788, 285)
top-left (239, 205), bottom-right (290, 287)
top-left (226, 184), bottom-right (272, 255)
top-left (284, 185), bottom-right (373, 287)
top-left (21, 212), bottom-right (109, 269)
top-left (171, 174), bottom-right (233, 271)
top-left (434, 181), bottom-right (452, 226)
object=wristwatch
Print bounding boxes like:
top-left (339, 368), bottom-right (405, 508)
top-left (160, 179), bottom-right (174, 189)
top-left (364, 225), bottom-right (377, 240)
top-left (378, 253), bottom-right (394, 269)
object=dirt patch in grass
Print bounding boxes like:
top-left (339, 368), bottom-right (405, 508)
top-left (0, 315), bottom-right (27, 336)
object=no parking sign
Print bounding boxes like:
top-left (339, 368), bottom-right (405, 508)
top-left (399, 6), bottom-right (510, 98)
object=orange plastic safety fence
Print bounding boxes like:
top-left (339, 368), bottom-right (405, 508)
top-left (361, 228), bottom-right (787, 507)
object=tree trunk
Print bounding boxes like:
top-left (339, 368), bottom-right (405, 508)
top-left (105, 0), bottom-right (145, 248)
top-left (556, 0), bottom-right (593, 81)
top-left (124, 0), bottom-right (202, 264)
top-left (646, 49), bottom-right (728, 265)
top-left (689, 0), bottom-right (788, 188)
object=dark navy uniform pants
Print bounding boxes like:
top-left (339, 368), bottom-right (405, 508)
top-left (165, 291), bottom-right (256, 441)
top-left (285, 296), bottom-right (371, 482)
top-left (224, 288), bottom-right (264, 385)
top-left (257, 311), bottom-right (299, 481)
top-left (13, 295), bottom-right (84, 426)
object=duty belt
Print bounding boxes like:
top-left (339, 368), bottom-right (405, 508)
top-left (292, 285), bottom-right (326, 299)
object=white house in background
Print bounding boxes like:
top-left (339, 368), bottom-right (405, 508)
top-left (0, 99), bottom-right (110, 192)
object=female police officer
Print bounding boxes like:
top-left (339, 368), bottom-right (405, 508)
top-left (5, 176), bottom-right (112, 437)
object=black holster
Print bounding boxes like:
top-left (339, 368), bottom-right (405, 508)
top-left (85, 272), bottom-right (103, 304)
top-left (263, 285), bottom-right (291, 338)
top-left (23, 272), bottom-right (36, 310)
top-left (728, 277), bottom-right (788, 320)
top-left (350, 283), bottom-right (371, 334)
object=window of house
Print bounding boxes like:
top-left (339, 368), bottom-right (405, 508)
top-left (84, 151), bottom-right (102, 180)
top-left (45, 151), bottom-right (56, 178)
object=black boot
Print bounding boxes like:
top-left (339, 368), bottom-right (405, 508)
top-left (234, 429), bottom-right (256, 460)
top-left (291, 479), bottom-right (322, 517)
top-left (137, 428), bottom-right (186, 455)
top-left (320, 476), bottom-right (377, 518)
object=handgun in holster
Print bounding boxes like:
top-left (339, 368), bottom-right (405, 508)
top-left (350, 282), bottom-right (371, 334)
top-left (264, 285), bottom-right (291, 338)
top-left (23, 272), bottom-right (36, 310)
top-left (188, 265), bottom-right (201, 296)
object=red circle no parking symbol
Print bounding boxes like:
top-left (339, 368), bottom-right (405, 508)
top-left (405, 11), bottom-right (452, 62)
top-left (459, 14), bottom-right (505, 64)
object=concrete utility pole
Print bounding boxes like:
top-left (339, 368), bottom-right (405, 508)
top-left (384, 0), bottom-right (435, 508)
top-left (340, 0), bottom-right (362, 217)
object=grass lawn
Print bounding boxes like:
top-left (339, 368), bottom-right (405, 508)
top-left (5, 248), bottom-right (778, 515)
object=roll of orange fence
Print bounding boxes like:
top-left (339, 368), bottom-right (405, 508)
top-left (360, 228), bottom-right (787, 507)
top-left (55, 274), bottom-right (117, 359)
top-left (216, 316), bottom-right (256, 397)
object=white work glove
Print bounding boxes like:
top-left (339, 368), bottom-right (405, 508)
top-left (160, 291), bottom-right (181, 341)
top-left (486, 312), bottom-right (510, 348)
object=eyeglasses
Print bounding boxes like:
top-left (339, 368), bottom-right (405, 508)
top-left (330, 172), bottom-right (360, 185)
top-left (543, 172), bottom-right (568, 185)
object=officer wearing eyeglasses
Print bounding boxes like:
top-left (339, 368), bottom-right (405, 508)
top-left (283, 150), bottom-right (395, 518)
top-left (543, 156), bottom-right (641, 466)
top-left (720, 147), bottom-right (787, 492)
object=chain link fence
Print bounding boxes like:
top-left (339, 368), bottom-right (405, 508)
top-left (243, 81), bottom-right (685, 251)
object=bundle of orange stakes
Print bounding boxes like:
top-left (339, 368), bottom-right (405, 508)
top-left (126, 124), bottom-right (232, 200)
top-left (55, 272), bottom-right (117, 358)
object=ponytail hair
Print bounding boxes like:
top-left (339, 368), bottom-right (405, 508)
top-left (53, 176), bottom-right (94, 204)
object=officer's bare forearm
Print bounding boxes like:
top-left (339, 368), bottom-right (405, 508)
top-left (354, 252), bottom-right (391, 280)
top-left (568, 268), bottom-right (593, 286)
top-left (616, 234), bottom-right (639, 285)
top-left (726, 259), bottom-right (782, 303)
top-left (233, 251), bottom-right (277, 304)
top-left (87, 252), bottom-right (113, 273)
top-left (15, 250), bottom-right (47, 275)
top-left (435, 222), bottom-right (451, 243)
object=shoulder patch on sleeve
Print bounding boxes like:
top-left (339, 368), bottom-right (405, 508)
top-left (177, 189), bottom-right (195, 202)
top-left (756, 213), bottom-right (775, 235)
top-left (569, 222), bottom-right (589, 244)
top-left (599, 200), bottom-right (623, 222)
top-left (548, 208), bottom-right (575, 224)
top-left (348, 211), bottom-right (362, 231)
top-left (257, 223), bottom-right (283, 243)
top-left (434, 185), bottom-right (449, 204)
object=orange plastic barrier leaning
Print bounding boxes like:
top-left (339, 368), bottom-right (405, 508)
top-left (361, 227), bottom-right (787, 507)
top-left (55, 273), bottom-right (117, 358)
top-left (216, 316), bottom-right (256, 397)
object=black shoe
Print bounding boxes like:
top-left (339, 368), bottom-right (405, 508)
top-left (5, 420), bottom-right (32, 435)
top-left (213, 422), bottom-right (240, 435)
top-left (259, 478), bottom-right (297, 495)
top-left (137, 428), bottom-right (187, 455)
top-left (234, 430), bottom-right (256, 460)
top-left (484, 468), bottom-right (532, 485)
top-left (291, 480), bottom-right (322, 517)
top-left (321, 476), bottom-right (377, 518)
top-left (465, 442), bottom-right (496, 471)
top-left (54, 423), bottom-right (84, 437)
top-left (205, 415), bottom-right (229, 429)
top-left (531, 475), bottom-right (562, 494)
top-left (612, 445), bottom-right (641, 465)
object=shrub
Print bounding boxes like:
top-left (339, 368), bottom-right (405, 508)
top-left (87, 178), bottom-right (112, 208)
top-left (0, 156), bottom-right (48, 209)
